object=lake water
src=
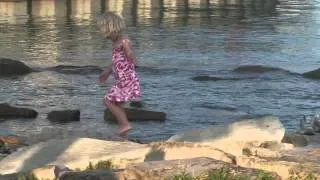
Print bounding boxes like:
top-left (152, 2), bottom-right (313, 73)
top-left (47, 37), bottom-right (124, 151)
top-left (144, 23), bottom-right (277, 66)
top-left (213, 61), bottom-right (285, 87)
top-left (0, 0), bottom-right (320, 142)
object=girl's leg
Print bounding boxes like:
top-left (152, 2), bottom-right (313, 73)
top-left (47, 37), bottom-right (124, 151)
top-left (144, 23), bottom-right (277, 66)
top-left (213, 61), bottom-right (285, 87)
top-left (105, 100), bottom-right (132, 136)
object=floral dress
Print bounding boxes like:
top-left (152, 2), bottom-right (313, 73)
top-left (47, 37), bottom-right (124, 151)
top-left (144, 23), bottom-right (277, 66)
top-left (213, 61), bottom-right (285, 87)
top-left (105, 39), bottom-right (141, 103)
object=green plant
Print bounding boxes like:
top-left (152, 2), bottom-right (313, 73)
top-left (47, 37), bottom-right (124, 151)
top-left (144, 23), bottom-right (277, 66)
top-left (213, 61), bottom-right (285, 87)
top-left (172, 172), bottom-right (195, 180)
top-left (289, 172), bottom-right (317, 180)
top-left (206, 169), bottom-right (248, 180)
top-left (17, 173), bottom-right (38, 180)
top-left (86, 160), bottom-right (113, 171)
top-left (171, 168), bottom-right (276, 180)
top-left (256, 171), bottom-right (274, 180)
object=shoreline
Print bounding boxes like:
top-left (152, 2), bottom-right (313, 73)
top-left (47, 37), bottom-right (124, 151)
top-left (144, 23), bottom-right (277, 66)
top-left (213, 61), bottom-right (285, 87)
top-left (1, 116), bottom-right (320, 179)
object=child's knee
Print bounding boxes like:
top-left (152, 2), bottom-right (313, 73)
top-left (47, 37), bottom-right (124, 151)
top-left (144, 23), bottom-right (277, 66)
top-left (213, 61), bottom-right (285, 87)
top-left (106, 99), bottom-right (118, 107)
top-left (104, 99), bottom-right (111, 107)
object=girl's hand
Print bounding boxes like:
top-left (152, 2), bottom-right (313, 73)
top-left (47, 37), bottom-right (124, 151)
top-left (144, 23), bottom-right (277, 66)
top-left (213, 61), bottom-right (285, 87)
top-left (99, 71), bottom-right (109, 83)
top-left (99, 65), bottom-right (112, 83)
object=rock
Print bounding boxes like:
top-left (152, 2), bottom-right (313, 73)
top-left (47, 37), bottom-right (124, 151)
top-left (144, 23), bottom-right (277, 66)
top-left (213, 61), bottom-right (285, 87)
top-left (0, 58), bottom-right (33, 77)
top-left (236, 155), bottom-right (320, 180)
top-left (32, 165), bottom-right (72, 180)
top-left (233, 65), bottom-right (286, 73)
top-left (299, 128), bottom-right (315, 136)
top-left (281, 133), bottom-right (308, 147)
top-left (236, 134), bottom-right (320, 180)
top-left (0, 147), bottom-right (11, 154)
top-left (0, 136), bottom-right (27, 159)
top-left (48, 65), bottom-right (103, 75)
top-left (312, 118), bottom-right (320, 132)
top-left (121, 157), bottom-right (280, 180)
top-left (0, 172), bottom-right (39, 180)
top-left (281, 146), bottom-right (320, 167)
top-left (0, 138), bottom-right (235, 175)
top-left (191, 76), bottom-right (226, 81)
top-left (302, 68), bottom-right (320, 79)
top-left (0, 136), bottom-right (25, 146)
top-left (0, 173), bottom-right (19, 180)
top-left (168, 116), bottom-right (285, 156)
top-left (148, 141), bottom-right (236, 164)
top-left (60, 171), bottom-right (117, 180)
top-left (259, 141), bottom-right (282, 151)
top-left (259, 141), bottom-right (293, 151)
top-left (242, 146), bottom-right (280, 159)
top-left (0, 138), bottom-right (151, 174)
top-left (304, 132), bottom-right (320, 145)
top-left (57, 158), bottom-right (281, 180)
top-left (0, 104), bottom-right (38, 119)
top-left (104, 108), bottom-right (166, 122)
top-left (47, 110), bottom-right (80, 122)
top-left (0, 154), bottom-right (7, 161)
top-left (129, 101), bottom-right (145, 108)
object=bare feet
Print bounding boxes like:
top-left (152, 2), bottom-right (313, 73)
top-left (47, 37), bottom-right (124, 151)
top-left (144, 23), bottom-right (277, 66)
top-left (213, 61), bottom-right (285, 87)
top-left (118, 125), bottom-right (132, 137)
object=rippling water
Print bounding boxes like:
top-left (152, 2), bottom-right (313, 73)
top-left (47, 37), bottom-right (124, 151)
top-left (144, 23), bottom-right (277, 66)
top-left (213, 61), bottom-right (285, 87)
top-left (0, 0), bottom-right (320, 142)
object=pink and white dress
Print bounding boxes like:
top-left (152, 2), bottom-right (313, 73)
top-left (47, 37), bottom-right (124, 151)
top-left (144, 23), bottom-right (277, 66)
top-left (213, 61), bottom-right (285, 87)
top-left (105, 39), bottom-right (141, 103)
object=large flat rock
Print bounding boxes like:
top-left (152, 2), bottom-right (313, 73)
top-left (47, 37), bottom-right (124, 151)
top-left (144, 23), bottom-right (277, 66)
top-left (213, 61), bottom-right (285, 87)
top-left (59, 158), bottom-right (280, 180)
top-left (120, 157), bottom-right (281, 180)
top-left (0, 138), bottom-right (150, 174)
top-left (0, 139), bottom-right (234, 175)
top-left (168, 116), bottom-right (285, 155)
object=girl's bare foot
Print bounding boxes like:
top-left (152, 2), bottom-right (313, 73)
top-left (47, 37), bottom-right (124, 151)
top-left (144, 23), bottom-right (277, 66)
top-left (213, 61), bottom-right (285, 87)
top-left (118, 125), bottom-right (132, 137)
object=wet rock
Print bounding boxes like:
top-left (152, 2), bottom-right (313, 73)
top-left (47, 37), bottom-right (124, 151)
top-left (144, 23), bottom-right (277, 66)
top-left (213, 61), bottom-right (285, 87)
top-left (281, 133), bottom-right (308, 147)
top-left (312, 118), bottom-right (320, 132)
top-left (0, 58), bottom-right (33, 77)
top-left (302, 68), bottom-right (320, 79)
top-left (47, 110), bottom-right (80, 122)
top-left (233, 65), bottom-right (286, 73)
top-left (299, 128), bottom-right (315, 136)
top-left (49, 65), bottom-right (103, 75)
top-left (0, 173), bottom-right (20, 180)
top-left (104, 108), bottom-right (166, 122)
top-left (0, 136), bottom-right (27, 155)
top-left (191, 76), bottom-right (226, 81)
top-left (0, 103), bottom-right (38, 119)
top-left (0, 147), bottom-right (10, 154)
top-left (0, 136), bottom-right (25, 145)
top-left (129, 101), bottom-right (145, 108)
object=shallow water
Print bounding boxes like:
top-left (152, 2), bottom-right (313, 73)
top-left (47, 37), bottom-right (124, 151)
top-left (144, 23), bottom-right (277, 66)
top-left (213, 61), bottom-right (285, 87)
top-left (0, 0), bottom-right (320, 142)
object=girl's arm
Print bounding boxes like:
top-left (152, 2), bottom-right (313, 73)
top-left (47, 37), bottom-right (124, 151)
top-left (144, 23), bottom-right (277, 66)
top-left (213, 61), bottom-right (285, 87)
top-left (99, 65), bottom-right (112, 82)
top-left (123, 39), bottom-right (137, 65)
top-left (102, 65), bottom-right (112, 75)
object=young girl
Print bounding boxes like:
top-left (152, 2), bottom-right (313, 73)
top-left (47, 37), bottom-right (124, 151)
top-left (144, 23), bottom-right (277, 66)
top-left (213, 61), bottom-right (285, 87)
top-left (97, 12), bottom-right (141, 136)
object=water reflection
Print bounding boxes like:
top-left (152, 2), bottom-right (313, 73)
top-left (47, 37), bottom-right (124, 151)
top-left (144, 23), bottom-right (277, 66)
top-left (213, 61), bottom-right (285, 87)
top-left (0, 0), bottom-right (277, 24)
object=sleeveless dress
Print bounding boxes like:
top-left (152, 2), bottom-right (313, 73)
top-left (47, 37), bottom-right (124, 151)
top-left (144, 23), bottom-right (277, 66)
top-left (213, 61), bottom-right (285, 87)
top-left (105, 39), bottom-right (141, 103)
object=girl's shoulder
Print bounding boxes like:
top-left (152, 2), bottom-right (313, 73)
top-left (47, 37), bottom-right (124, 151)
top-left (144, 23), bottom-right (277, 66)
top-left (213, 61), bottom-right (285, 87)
top-left (122, 37), bottom-right (132, 45)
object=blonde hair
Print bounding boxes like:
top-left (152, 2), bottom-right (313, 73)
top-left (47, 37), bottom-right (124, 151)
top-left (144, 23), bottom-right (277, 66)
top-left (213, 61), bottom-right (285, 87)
top-left (97, 12), bottom-right (126, 40)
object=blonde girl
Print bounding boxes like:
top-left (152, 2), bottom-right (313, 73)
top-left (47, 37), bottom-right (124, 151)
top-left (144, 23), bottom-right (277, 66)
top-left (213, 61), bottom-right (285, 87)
top-left (97, 12), bottom-right (141, 136)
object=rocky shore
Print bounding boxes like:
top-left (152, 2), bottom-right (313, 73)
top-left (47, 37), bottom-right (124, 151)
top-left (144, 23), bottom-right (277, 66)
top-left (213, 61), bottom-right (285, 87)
top-left (1, 58), bottom-right (320, 179)
top-left (0, 116), bottom-right (319, 180)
